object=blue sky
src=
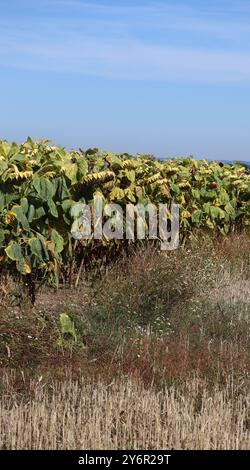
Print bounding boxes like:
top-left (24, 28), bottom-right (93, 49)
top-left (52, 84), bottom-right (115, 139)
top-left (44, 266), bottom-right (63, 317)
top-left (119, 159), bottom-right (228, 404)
top-left (0, 0), bottom-right (250, 161)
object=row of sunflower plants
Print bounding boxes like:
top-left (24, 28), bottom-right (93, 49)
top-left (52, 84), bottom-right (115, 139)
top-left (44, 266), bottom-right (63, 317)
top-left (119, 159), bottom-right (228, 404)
top-left (0, 138), bottom-right (249, 285)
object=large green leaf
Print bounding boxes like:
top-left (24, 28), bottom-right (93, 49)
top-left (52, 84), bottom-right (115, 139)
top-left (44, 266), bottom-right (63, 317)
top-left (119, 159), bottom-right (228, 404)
top-left (29, 237), bottom-right (45, 260)
top-left (33, 176), bottom-right (56, 200)
top-left (51, 229), bottom-right (64, 254)
top-left (5, 241), bottom-right (23, 261)
top-left (12, 205), bottom-right (30, 230)
top-left (48, 198), bottom-right (58, 218)
top-left (0, 160), bottom-right (8, 174)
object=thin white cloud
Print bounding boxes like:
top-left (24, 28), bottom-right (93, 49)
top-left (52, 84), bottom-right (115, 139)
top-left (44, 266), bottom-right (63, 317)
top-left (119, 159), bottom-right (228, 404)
top-left (35, 0), bottom-right (250, 36)
top-left (0, 0), bottom-right (250, 82)
top-left (1, 33), bottom-right (250, 82)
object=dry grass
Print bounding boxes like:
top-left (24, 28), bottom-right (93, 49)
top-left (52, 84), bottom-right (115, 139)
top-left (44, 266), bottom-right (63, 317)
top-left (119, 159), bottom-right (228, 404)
top-left (0, 233), bottom-right (249, 449)
top-left (0, 372), bottom-right (249, 450)
top-left (214, 231), bottom-right (250, 264)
